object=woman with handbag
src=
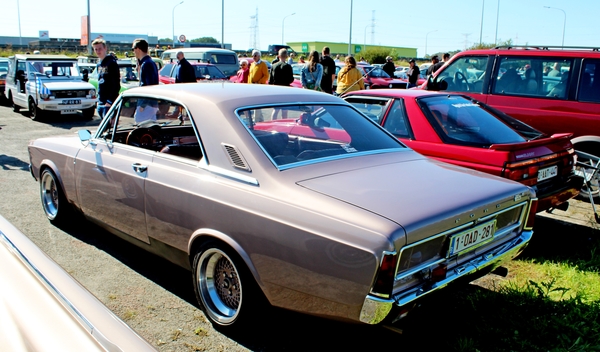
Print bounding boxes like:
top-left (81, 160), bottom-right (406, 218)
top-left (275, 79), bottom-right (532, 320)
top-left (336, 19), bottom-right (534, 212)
top-left (301, 51), bottom-right (323, 91)
top-left (335, 56), bottom-right (364, 96)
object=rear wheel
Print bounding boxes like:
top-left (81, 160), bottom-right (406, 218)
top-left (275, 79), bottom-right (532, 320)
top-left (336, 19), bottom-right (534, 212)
top-left (574, 143), bottom-right (600, 198)
top-left (192, 240), bottom-right (265, 329)
top-left (29, 98), bottom-right (43, 121)
top-left (40, 168), bottom-right (71, 224)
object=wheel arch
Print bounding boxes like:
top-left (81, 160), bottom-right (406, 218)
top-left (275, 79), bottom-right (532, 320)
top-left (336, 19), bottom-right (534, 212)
top-left (571, 136), bottom-right (600, 155)
top-left (188, 229), bottom-right (263, 288)
top-left (38, 160), bottom-right (69, 200)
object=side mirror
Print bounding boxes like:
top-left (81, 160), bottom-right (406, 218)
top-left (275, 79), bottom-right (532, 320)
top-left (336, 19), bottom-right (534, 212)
top-left (426, 74), bottom-right (438, 91)
top-left (78, 129), bottom-right (92, 142)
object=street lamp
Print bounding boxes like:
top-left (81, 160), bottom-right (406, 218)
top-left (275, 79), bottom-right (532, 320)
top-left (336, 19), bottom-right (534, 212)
top-left (348, 0), bottom-right (353, 56)
top-left (172, 1), bottom-right (184, 48)
top-left (281, 13), bottom-right (295, 45)
top-left (494, 0), bottom-right (500, 45)
top-left (16, 0), bottom-right (22, 47)
top-left (364, 23), bottom-right (375, 52)
top-left (544, 6), bottom-right (566, 47)
top-left (425, 30), bottom-right (437, 57)
top-left (479, 0), bottom-right (485, 45)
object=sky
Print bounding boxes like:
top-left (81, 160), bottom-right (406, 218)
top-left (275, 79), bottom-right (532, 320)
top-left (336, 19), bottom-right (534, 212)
top-left (2, 0), bottom-right (599, 57)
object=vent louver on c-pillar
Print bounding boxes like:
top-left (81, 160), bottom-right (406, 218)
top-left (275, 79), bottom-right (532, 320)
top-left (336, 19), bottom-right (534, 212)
top-left (222, 144), bottom-right (251, 171)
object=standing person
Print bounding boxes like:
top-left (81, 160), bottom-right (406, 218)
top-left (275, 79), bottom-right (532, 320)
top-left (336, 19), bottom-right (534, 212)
top-left (92, 38), bottom-right (120, 118)
top-left (320, 46), bottom-right (336, 94)
top-left (427, 55), bottom-right (440, 76)
top-left (175, 51), bottom-right (197, 83)
top-left (334, 54), bottom-right (341, 63)
top-left (301, 51), bottom-right (323, 91)
top-left (132, 38), bottom-right (158, 86)
top-left (248, 50), bottom-right (269, 84)
top-left (268, 49), bottom-right (294, 86)
top-left (407, 59), bottom-right (420, 88)
top-left (236, 60), bottom-right (249, 83)
top-left (382, 56), bottom-right (396, 78)
top-left (432, 53), bottom-right (450, 72)
top-left (335, 56), bottom-right (364, 95)
top-left (359, 56), bottom-right (368, 64)
top-left (287, 52), bottom-right (295, 65)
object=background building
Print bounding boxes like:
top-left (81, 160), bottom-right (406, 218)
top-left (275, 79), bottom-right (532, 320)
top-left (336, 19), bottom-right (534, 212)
top-left (286, 41), bottom-right (417, 58)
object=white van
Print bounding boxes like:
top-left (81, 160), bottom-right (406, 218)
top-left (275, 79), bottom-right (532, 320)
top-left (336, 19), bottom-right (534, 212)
top-left (161, 48), bottom-right (239, 77)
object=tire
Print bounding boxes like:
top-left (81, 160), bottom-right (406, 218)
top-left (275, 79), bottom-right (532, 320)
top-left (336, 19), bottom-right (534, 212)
top-left (192, 240), bottom-right (265, 329)
top-left (29, 98), bottom-right (43, 121)
top-left (574, 143), bottom-right (600, 199)
top-left (40, 168), bottom-right (71, 224)
top-left (82, 106), bottom-right (95, 120)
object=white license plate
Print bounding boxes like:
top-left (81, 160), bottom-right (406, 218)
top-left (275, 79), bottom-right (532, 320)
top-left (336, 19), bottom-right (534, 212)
top-left (448, 220), bottom-right (496, 256)
top-left (60, 99), bottom-right (81, 105)
top-left (538, 165), bottom-right (558, 181)
top-left (60, 109), bottom-right (77, 114)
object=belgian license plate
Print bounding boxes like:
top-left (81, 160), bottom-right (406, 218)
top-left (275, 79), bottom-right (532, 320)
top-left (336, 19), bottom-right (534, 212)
top-left (538, 165), bottom-right (558, 181)
top-left (60, 99), bottom-right (81, 105)
top-left (60, 110), bottom-right (77, 114)
top-left (448, 220), bottom-right (496, 256)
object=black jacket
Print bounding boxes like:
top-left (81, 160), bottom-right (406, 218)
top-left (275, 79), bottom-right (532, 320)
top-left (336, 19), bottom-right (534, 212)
top-left (320, 55), bottom-right (337, 93)
top-left (96, 55), bottom-right (120, 104)
top-left (175, 58), bottom-right (197, 83)
top-left (268, 61), bottom-right (294, 86)
top-left (382, 61), bottom-right (396, 78)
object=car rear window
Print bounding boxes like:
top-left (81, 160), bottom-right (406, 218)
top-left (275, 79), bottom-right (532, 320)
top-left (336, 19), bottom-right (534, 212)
top-left (417, 95), bottom-right (535, 147)
top-left (236, 104), bottom-right (405, 168)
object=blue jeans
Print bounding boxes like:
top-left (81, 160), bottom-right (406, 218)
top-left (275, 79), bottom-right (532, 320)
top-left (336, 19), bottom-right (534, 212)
top-left (97, 105), bottom-right (110, 118)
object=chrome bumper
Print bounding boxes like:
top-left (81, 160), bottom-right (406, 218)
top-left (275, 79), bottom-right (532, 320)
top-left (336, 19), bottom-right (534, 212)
top-left (359, 230), bottom-right (533, 324)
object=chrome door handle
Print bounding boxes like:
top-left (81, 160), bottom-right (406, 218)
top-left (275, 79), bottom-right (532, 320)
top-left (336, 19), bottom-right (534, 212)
top-left (132, 163), bottom-right (147, 173)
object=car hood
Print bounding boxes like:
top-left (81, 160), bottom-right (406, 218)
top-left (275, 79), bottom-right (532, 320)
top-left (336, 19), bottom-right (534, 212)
top-left (42, 81), bottom-right (95, 90)
top-left (297, 157), bottom-right (530, 244)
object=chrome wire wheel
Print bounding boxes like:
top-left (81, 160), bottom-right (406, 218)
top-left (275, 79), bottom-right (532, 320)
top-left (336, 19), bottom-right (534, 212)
top-left (40, 170), bottom-right (59, 220)
top-left (196, 248), bottom-right (242, 326)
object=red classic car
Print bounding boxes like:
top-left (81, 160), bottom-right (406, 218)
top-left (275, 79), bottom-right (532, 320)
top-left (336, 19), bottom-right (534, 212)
top-left (159, 62), bottom-right (228, 84)
top-left (342, 89), bottom-right (583, 212)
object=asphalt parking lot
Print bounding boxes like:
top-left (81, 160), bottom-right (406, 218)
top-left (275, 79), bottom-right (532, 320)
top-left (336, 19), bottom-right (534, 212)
top-left (1, 105), bottom-right (598, 351)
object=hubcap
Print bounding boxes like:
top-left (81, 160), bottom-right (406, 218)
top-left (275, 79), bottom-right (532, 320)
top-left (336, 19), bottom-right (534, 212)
top-left (41, 172), bottom-right (59, 219)
top-left (197, 248), bottom-right (242, 325)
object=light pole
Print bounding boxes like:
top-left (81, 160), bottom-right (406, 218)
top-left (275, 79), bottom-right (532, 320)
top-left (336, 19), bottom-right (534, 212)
top-left (494, 0), bottom-right (499, 45)
top-left (16, 0), bottom-right (22, 47)
top-left (479, 0), bottom-right (485, 45)
top-left (544, 6), bottom-right (566, 47)
top-left (425, 30), bottom-right (437, 58)
top-left (348, 0), bottom-right (353, 56)
top-left (281, 13), bottom-right (295, 45)
top-left (172, 1), bottom-right (183, 48)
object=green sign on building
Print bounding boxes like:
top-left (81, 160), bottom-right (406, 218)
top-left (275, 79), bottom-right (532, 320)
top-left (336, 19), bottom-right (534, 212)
top-left (302, 43), bottom-right (308, 52)
top-left (354, 45), bottom-right (362, 53)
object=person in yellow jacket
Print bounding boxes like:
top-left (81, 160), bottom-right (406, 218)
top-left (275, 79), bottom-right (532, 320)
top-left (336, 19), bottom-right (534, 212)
top-left (335, 56), bottom-right (364, 95)
top-left (249, 50), bottom-right (269, 84)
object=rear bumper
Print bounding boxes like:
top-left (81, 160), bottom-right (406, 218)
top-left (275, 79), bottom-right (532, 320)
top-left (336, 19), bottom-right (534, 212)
top-left (535, 174), bottom-right (583, 212)
top-left (359, 229), bottom-right (533, 324)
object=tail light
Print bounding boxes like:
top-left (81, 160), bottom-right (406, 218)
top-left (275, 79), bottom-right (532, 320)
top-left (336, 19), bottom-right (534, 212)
top-left (502, 150), bottom-right (573, 185)
top-left (371, 251), bottom-right (398, 298)
top-left (525, 198), bottom-right (538, 230)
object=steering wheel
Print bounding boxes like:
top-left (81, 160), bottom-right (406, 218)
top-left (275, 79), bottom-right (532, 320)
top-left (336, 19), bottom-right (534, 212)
top-left (126, 127), bottom-right (159, 147)
top-left (454, 71), bottom-right (471, 91)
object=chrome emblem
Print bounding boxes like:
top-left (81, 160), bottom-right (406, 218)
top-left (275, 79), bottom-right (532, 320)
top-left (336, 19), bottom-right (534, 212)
top-left (514, 194), bottom-right (522, 202)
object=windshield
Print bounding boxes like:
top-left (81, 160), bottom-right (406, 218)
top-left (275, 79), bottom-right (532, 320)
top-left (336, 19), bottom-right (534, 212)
top-left (194, 65), bottom-right (226, 79)
top-left (417, 95), bottom-right (542, 146)
top-left (120, 64), bottom-right (138, 82)
top-left (28, 61), bottom-right (80, 77)
top-left (237, 104), bottom-right (405, 168)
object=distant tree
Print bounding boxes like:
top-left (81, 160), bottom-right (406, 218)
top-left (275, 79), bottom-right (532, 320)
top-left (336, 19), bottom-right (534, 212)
top-left (190, 37), bottom-right (219, 44)
top-left (467, 39), bottom-right (514, 51)
top-left (362, 48), bottom-right (393, 64)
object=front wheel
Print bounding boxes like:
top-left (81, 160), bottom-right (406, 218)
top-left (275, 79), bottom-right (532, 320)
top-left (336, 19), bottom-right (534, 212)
top-left (193, 241), bottom-right (264, 329)
top-left (29, 98), bottom-right (43, 121)
top-left (40, 168), bottom-right (72, 224)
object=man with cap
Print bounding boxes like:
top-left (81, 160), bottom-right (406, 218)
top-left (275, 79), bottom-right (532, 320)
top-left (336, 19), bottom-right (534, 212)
top-left (249, 50), bottom-right (269, 84)
top-left (407, 59), bottom-right (420, 88)
top-left (382, 56), bottom-right (396, 78)
top-left (427, 55), bottom-right (440, 76)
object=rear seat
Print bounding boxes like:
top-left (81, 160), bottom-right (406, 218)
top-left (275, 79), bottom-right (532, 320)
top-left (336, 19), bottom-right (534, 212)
top-left (254, 131), bottom-right (289, 158)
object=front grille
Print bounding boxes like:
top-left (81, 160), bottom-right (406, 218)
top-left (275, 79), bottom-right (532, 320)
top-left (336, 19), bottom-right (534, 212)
top-left (54, 90), bottom-right (88, 98)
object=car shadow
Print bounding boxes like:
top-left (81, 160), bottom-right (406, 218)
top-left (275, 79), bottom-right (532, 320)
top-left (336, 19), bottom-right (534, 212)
top-left (0, 154), bottom-right (30, 171)
top-left (13, 110), bottom-right (101, 129)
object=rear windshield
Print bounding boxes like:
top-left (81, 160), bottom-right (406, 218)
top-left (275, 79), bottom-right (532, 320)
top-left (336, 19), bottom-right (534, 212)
top-left (417, 95), bottom-right (542, 146)
top-left (237, 104), bottom-right (405, 168)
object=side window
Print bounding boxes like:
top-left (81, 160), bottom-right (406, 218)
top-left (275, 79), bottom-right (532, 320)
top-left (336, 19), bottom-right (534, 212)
top-left (160, 63), bottom-right (173, 77)
top-left (382, 100), bottom-right (411, 138)
top-left (345, 97), bottom-right (391, 124)
top-left (492, 57), bottom-right (572, 98)
top-left (578, 59), bottom-right (600, 103)
top-left (435, 56), bottom-right (488, 93)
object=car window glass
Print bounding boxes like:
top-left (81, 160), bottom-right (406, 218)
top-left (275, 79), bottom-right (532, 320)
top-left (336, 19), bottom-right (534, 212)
top-left (120, 65), bottom-right (138, 82)
top-left (382, 100), bottom-right (411, 138)
top-left (578, 59), bottom-right (600, 103)
top-left (492, 57), bottom-right (573, 98)
top-left (160, 64), bottom-right (173, 76)
top-left (418, 95), bottom-right (527, 147)
top-left (237, 104), bottom-right (404, 167)
top-left (344, 97), bottom-right (391, 124)
top-left (436, 56), bottom-right (488, 93)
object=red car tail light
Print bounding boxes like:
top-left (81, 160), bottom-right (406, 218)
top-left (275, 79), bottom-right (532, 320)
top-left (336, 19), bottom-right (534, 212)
top-left (371, 252), bottom-right (398, 297)
top-left (502, 150), bottom-right (573, 185)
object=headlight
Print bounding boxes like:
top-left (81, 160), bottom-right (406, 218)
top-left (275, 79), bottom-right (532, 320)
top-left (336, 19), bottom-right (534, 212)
top-left (87, 89), bottom-right (96, 99)
top-left (40, 92), bottom-right (50, 100)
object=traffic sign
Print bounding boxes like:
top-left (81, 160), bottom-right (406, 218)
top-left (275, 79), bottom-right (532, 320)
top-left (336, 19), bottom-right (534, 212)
top-left (179, 34), bottom-right (186, 43)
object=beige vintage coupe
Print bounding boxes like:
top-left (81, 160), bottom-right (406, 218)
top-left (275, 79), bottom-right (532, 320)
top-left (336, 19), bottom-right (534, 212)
top-left (28, 83), bottom-right (536, 328)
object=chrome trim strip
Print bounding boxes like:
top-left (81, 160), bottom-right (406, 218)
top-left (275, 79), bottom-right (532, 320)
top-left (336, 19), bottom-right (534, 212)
top-left (201, 164), bottom-right (259, 186)
top-left (358, 229), bottom-right (533, 325)
top-left (0, 230), bottom-right (95, 333)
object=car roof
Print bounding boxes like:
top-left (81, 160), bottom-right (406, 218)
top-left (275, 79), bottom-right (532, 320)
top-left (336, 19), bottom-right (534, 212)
top-left (344, 88), bottom-right (448, 99)
top-left (11, 54), bottom-right (75, 61)
top-left (123, 83), bottom-right (344, 108)
top-left (451, 46), bottom-right (600, 58)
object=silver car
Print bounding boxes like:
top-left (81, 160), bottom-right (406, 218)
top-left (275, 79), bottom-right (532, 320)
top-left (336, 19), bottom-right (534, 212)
top-left (0, 215), bottom-right (156, 351)
top-left (28, 83), bottom-right (536, 328)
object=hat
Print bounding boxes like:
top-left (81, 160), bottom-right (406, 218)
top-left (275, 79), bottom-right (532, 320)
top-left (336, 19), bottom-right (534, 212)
top-left (251, 49), bottom-right (261, 57)
top-left (409, 59), bottom-right (415, 63)
top-left (431, 55), bottom-right (439, 61)
top-left (386, 56), bottom-right (393, 61)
